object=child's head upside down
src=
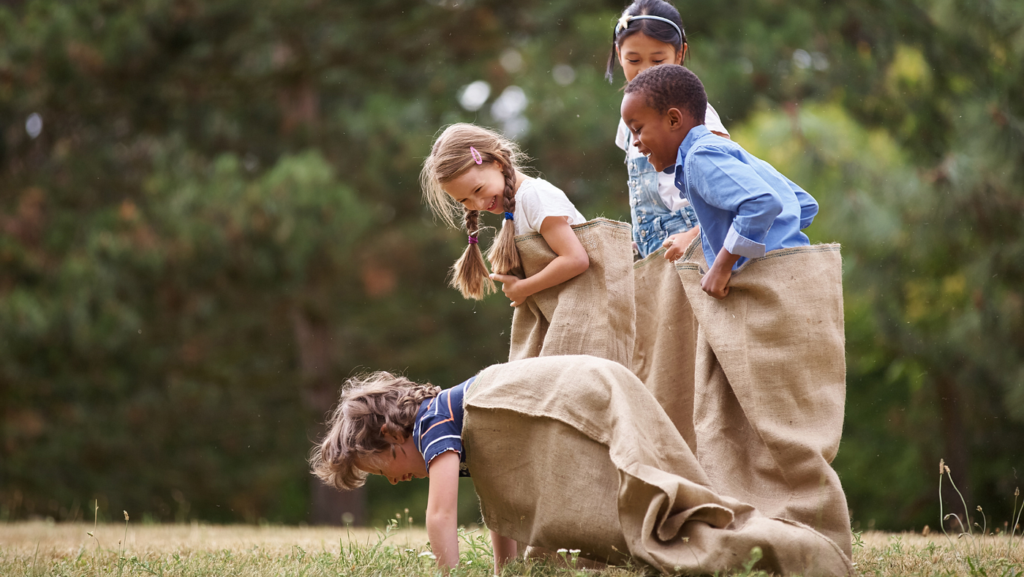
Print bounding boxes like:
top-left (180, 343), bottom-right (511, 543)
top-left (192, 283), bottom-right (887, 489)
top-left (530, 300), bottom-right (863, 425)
top-left (310, 372), bottom-right (441, 489)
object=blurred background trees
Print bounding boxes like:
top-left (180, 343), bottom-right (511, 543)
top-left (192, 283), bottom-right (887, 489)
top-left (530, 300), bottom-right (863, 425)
top-left (1, 0), bottom-right (1021, 530)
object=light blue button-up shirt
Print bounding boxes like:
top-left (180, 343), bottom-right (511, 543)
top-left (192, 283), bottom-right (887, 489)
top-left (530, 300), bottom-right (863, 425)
top-left (671, 125), bottom-right (818, 270)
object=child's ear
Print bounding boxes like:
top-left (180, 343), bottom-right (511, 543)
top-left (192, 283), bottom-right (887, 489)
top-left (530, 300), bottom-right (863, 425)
top-left (667, 107), bottom-right (686, 130)
top-left (380, 424), bottom-right (406, 445)
top-left (675, 42), bottom-right (687, 65)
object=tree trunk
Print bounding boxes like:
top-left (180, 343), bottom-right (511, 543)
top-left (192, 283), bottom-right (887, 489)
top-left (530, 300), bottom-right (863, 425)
top-left (292, 308), bottom-right (367, 526)
top-left (936, 375), bottom-right (972, 531)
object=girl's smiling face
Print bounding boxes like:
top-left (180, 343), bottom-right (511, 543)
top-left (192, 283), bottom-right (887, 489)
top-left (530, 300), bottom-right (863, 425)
top-left (616, 33), bottom-right (685, 82)
top-left (443, 163), bottom-right (507, 215)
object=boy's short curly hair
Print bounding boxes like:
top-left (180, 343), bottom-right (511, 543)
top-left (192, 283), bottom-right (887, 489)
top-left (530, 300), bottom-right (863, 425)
top-left (309, 372), bottom-right (441, 491)
top-left (624, 64), bottom-right (707, 124)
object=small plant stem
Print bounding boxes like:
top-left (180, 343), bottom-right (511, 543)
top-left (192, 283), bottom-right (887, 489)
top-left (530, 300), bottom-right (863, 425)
top-left (947, 471), bottom-right (973, 536)
top-left (1009, 492), bottom-right (1018, 557)
top-left (1012, 493), bottom-right (1024, 553)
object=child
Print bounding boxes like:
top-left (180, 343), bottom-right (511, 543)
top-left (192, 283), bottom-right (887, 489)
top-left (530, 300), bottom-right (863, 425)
top-left (619, 64), bottom-right (852, 556)
top-left (620, 64), bottom-right (819, 299)
top-left (308, 372), bottom-right (516, 573)
top-left (420, 123), bottom-right (589, 305)
top-left (309, 356), bottom-right (853, 575)
top-left (606, 0), bottom-right (729, 260)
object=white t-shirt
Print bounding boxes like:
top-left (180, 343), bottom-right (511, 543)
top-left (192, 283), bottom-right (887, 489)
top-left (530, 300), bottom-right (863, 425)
top-left (513, 178), bottom-right (587, 236)
top-left (615, 103), bottom-right (730, 212)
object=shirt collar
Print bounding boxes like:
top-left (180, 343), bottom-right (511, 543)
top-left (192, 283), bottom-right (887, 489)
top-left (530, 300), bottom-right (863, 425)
top-left (670, 124), bottom-right (713, 175)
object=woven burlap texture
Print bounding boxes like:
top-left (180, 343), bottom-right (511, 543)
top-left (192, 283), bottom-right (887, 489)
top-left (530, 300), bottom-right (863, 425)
top-left (463, 355), bottom-right (852, 576)
top-left (675, 239), bottom-right (852, 556)
top-left (508, 218), bottom-right (635, 368)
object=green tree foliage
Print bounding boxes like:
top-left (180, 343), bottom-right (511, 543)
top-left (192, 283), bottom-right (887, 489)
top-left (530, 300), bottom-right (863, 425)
top-left (1, 0), bottom-right (1021, 530)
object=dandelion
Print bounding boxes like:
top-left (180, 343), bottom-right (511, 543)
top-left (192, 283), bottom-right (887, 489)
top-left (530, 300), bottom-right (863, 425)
top-left (123, 511), bottom-right (129, 521)
top-left (939, 459), bottom-right (945, 475)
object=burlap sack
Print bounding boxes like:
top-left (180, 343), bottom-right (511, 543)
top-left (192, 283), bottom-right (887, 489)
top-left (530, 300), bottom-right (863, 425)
top-left (508, 218), bottom-right (635, 367)
top-left (675, 241), bottom-right (852, 556)
top-left (463, 355), bottom-right (852, 576)
top-left (631, 247), bottom-right (698, 452)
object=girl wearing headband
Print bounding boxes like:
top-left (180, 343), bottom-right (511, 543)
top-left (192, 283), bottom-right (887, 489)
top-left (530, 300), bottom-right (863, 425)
top-left (421, 123), bottom-right (588, 303)
top-left (606, 0), bottom-right (730, 260)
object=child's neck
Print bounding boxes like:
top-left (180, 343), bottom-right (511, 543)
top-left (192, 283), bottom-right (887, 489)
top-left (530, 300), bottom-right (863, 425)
top-left (513, 170), bottom-right (530, 194)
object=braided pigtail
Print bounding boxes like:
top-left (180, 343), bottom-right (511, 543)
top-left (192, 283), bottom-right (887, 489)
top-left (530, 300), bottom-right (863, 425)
top-left (485, 153), bottom-right (522, 275)
top-left (450, 208), bottom-right (495, 300)
top-left (421, 123), bottom-right (529, 297)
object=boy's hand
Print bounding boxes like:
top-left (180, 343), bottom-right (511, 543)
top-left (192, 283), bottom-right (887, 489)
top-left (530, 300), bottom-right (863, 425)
top-left (700, 265), bottom-right (732, 299)
top-left (663, 226), bottom-right (700, 261)
top-left (490, 273), bottom-right (528, 307)
top-left (702, 247), bottom-right (741, 299)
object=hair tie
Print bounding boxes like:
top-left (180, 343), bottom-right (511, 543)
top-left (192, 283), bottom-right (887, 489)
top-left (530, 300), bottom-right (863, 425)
top-left (467, 235), bottom-right (479, 245)
top-left (614, 14), bottom-right (683, 42)
top-left (469, 147), bottom-right (483, 165)
top-left (504, 212), bottom-right (514, 220)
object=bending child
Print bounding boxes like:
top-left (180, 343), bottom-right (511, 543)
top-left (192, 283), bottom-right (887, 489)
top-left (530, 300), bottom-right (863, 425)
top-left (308, 372), bottom-right (514, 573)
top-left (421, 123), bottom-right (589, 305)
top-left (309, 356), bottom-right (853, 576)
top-left (620, 64), bottom-right (819, 298)
top-left (606, 0), bottom-right (730, 260)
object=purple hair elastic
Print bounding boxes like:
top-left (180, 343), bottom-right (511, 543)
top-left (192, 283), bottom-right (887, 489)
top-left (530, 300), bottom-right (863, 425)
top-left (468, 235), bottom-right (479, 244)
top-left (470, 147), bottom-right (483, 165)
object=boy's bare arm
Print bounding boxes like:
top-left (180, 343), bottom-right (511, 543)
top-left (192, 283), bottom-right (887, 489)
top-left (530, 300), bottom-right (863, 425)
top-left (489, 530), bottom-right (517, 575)
top-left (701, 247), bottom-right (741, 299)
top-left (426, 452), bottom-right (461, 571)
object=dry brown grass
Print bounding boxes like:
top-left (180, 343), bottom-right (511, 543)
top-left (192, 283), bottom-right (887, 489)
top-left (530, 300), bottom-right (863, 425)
top-left (1, 522), bottom-right (1023, 575)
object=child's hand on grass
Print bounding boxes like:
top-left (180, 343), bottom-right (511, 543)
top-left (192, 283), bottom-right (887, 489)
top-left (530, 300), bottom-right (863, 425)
top-left (663, 227), bottom-right (700, 261)
top-left (490, 273), bottom-right (529, 307)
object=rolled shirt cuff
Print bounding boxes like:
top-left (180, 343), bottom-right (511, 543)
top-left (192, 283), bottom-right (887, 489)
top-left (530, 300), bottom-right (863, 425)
top-left (724, 224), bottom-right (767, 259)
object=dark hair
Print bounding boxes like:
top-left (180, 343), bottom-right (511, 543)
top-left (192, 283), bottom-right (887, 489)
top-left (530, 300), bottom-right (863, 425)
top-left (624, 64), bottom-right (707, 124)
top-left (605, 0), bottom-right (687, 83)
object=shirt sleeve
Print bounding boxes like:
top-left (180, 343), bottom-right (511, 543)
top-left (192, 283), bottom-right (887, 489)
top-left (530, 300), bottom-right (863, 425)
top-left (690, 146), bottom-right (783, 259)
top-left (705, 103), bottom-right (730, 137)
top-left (518, 181), bottom-right (584, 235)
top-left (416, 391), bottom-right (463, 473)
top-left (786, 177), bottom-right (818, 229)
top-left (614, 118), bottom-right (630, 151)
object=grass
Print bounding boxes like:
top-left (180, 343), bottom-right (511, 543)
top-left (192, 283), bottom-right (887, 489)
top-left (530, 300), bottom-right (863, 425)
top-left (1, 521), bottom-right (1023, 576)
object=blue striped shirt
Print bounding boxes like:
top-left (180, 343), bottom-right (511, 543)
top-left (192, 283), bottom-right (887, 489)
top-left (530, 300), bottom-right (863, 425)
top-left (412, 378), bottom-right (473, 477)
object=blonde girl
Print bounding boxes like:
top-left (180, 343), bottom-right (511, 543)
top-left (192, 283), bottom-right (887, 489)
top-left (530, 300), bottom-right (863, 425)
top-left (420, 123), bottom-right (589, 305)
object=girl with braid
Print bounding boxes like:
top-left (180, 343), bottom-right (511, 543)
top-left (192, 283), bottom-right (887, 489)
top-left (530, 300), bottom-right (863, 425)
top-left (421, 123), bottom-right (588, 305)
top-left (309, 371), bottom-right (519, 574)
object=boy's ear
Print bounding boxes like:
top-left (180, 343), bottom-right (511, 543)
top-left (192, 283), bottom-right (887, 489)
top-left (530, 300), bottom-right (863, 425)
top-left (667, 107), bottom-right (686, 130)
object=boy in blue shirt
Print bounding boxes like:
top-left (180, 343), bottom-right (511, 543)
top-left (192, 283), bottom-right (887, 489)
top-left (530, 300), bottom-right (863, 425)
top-left (620, 64), bottom-right (819, 298)
top-left (619, 65), bottom-right (853, 556)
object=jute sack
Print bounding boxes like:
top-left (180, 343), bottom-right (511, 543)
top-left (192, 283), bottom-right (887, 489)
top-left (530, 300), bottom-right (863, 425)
top-left (675, 241), bottom-right (852, 556)
top-left (508, 218), bottom-right (634, 367)
top-left (631, 247), bottom-right (698, 452)
top-left (463, 355), bottom-right (852, 576)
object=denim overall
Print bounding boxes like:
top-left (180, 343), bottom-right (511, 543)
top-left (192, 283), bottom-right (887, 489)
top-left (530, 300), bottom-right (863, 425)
top-left (627, 154), bottom-right (699, 258)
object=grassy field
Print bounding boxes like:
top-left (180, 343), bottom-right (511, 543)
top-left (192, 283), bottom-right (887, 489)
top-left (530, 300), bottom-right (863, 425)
top-left (2, 521), bottom-right (1023, 576)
